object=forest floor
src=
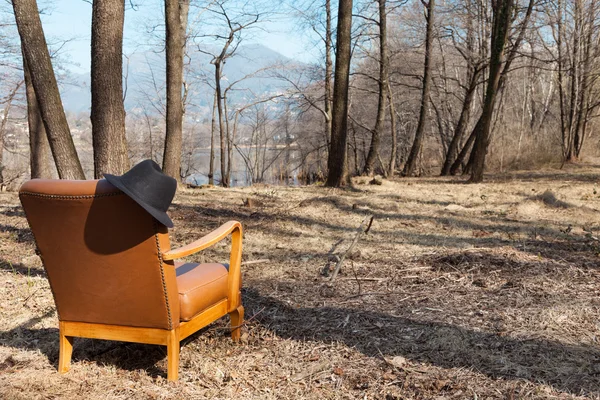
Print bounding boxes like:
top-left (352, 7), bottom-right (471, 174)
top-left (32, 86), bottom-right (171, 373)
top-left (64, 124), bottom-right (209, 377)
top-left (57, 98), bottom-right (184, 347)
top-left (1, 165), bottom-right (600, 399)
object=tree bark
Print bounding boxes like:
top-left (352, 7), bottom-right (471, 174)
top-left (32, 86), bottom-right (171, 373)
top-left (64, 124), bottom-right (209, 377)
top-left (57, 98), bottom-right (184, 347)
top-left (325, 0), bottom-right (353, 187)
top-left (0, 103), bottom-right (8, 184)
top-left (452, 0), bottom-right (533, 176)
top-left (387, 81), bottom-right (397, 177)
top-left (91, 0), bottom-right (129, 179)
top-left (162, 0), bottom-right (190, 180)
top-left (572, 0), bottom-right (594, 160)
top-left (209, 90), bottom-right (217, 185)
top-left (215, 62), bottom-right (228, 186)
top-left (12, 0), bottom-right (85, 179)
top-left (402, 0), bottom-right (435, 177)
top-left (23, 54), bottom-right (52, 179)
top-left (469, 0), bottom-right (514, 183)
top-left (0, 82), bottom-right (22, 184)
top-left (441, 68), bottom-right (479, 175)
top-left (364, 0), bottom-right (388, 176)
top-left (565, 0), bottom-right (581, 162)
top-left (324, 0), bottom-right (333, 144)
top-left (449, 121), bottom-right (478, 175)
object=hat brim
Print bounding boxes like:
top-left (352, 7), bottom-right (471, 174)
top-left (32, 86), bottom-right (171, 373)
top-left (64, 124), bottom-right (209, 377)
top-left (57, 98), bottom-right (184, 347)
top-left (104, 174), bottom-right (174, 228)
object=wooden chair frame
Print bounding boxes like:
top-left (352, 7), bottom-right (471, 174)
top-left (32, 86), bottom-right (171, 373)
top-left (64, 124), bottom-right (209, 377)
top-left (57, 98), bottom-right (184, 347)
top-left (57, 221), bottom-right (244, 381)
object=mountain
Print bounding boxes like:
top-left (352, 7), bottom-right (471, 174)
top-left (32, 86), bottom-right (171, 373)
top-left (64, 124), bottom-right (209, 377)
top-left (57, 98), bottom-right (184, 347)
top-left (60, 43), bottom-right (302, 114)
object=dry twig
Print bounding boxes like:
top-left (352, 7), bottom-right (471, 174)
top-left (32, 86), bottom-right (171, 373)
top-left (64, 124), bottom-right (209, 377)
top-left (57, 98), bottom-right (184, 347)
top-left (330, 215), bottom-right (374, 281)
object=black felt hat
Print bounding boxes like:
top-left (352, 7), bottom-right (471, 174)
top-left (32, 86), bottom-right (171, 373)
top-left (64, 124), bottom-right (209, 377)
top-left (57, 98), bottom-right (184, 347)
top-left (104, 160), bottom-right (177, 228)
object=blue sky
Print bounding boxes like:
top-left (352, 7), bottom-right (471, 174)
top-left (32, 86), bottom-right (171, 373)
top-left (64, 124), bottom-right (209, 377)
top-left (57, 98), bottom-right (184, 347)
top-left (41, 0), bottom-right (313, 73)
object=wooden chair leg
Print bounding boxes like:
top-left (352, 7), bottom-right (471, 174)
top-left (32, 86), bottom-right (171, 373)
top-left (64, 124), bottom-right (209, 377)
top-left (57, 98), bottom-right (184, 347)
top-left (58, 322), bottom-right (74, 374)
top-left (229, 305), bottom-right (244, 341)
top-left (166, 329), bottom-right (180, 382)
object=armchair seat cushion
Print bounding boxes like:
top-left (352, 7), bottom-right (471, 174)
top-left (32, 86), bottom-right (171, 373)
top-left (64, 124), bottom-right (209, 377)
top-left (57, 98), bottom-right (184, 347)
top-left (176, 262), bottom-right (229, 321)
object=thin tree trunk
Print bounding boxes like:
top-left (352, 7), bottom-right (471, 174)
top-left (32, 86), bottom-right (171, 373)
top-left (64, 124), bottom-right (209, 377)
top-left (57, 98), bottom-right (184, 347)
top-left (0, 102), bottom-right (9, 184)
top-left (325, 0), bottom-right (353, 187)
top-left (364, 0), bottom-right (388, 175)
top-left (227, 107), bottom-right (238, 187)
top-left (215, 63), bottom-right (228, 187)
top-left (387, 81), bottom-right (397, 177)
top-left (12, 0), bottom-right (85, 179)
top-left (209, 90), bottom-right (217, 185)
top-left (566, 0), bottom-right (581, 162)
top-left (469, 0), bottom-right (514, 183)
top-left (162, 0), bottom-right (190, 180)
top-left (457, 0), bottom-right (533, 176)
top-left (556, 0), bottom-right (569, 161)
top-left (324, 0), bottom-right (333, 144)
top-left (91, 0), bottom-right (129, 179)
top-left (351, 122), bottom-right (360, 175)
top-left (0, 82), bottom-right (22, 184)
top-left (431, 97), bottom-right (448, 156)
top-left (23, 54), bottom-right (52, 179)
top-left (224, 92), bottom-right (232, 183)
top-left (402, 0), bottom-right (435, 177)
top-left (573, 0), bottom-right (594, 159)
top-left (450, 121), bottom-right (478, 175)
top-left (441, 68), bottom-right (479, 175)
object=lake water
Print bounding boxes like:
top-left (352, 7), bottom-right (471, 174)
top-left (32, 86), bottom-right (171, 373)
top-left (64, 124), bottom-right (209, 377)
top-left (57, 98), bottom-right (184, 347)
top-left (185, 147), bottom-right (303, 187)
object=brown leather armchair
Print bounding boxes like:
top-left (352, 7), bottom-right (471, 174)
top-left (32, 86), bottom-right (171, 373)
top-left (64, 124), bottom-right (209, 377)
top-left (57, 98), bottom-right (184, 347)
top-left (19, 179), bottom-right (243, 381)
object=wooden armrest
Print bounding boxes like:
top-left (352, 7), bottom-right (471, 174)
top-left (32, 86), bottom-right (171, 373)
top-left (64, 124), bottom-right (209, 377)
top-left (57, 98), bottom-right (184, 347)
top-left (162, 221), bottom-right (242, 261)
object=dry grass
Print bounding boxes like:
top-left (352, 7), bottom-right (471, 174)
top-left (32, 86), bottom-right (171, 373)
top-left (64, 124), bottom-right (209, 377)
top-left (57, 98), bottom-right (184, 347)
top-left (1, 165), bottom-right (600, 399)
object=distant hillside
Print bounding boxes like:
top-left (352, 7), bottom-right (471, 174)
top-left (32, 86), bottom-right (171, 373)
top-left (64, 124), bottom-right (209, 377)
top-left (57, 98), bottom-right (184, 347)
top-left (60, 43), bottom-right (301, 114)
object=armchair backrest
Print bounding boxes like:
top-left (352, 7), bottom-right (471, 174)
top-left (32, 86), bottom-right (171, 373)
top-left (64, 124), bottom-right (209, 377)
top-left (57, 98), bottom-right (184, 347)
top-left (19, 179), bottom-right (180, 330)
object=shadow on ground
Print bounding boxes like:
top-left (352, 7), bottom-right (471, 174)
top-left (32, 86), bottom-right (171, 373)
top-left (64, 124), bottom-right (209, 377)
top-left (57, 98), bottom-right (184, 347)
top-left (0, 206), bottom-right (25, 218)
top-left (2, 286), bottom-right (600, 396)
top-left (0, 223), bottom-right (35, 244)
top-left (172, 200), bottom-right (599, 269)
top-left (0, 309), bottom-right (168, 378)
top-left (243, 288), bottom-right (600, 397)
top-left (0, 258), bottom-right (46, 278)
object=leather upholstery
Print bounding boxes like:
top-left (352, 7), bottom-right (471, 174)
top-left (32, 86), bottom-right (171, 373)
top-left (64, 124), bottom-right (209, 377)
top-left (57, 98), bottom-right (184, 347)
top-left (176, 262), bottom-right (229, 321)
top-left (19, 179), bottom-right (180, 330)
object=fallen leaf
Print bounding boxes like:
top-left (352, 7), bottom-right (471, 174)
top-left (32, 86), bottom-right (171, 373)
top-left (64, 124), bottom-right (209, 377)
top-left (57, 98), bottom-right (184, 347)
top-left (386, 356), bottom-right (407, 369)
top-left (290, 362), bottom-right (329, 382)
top-left (382, 372), bottom-right (397, 380)
top-left (435, 379), bottom-right (450, 391)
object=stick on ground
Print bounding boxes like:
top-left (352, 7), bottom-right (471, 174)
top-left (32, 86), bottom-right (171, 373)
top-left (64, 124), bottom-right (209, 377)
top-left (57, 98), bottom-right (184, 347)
top-left (330, 215), bottom-right (374, 281)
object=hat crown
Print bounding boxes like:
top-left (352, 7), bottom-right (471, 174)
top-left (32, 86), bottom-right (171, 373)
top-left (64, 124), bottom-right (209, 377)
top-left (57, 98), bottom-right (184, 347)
top-left (103, 159), bottom-right (177, 227)
top-left (117, 160), bottom-right (176, 212)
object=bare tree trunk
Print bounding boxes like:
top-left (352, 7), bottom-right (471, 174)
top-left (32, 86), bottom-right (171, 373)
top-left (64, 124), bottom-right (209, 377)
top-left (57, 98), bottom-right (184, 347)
top-left (0, 82), bottom-right (22, 184)
top-left (0, 104), bottom-right (8, 184)
top-left (469, 0), bottom-right (514, 183)
top-left (209, 90), bottom-right (217, 185)
top-left (364, 0), bottom-right (388, 176)
top-left (162, 0), bottom-right (190, 180)
top-left (387, 81), bottom-right (397, 177)
top-left (450, 121), bottom-right (478, 175)
top-left (215, 63), bottom-right (228, 187)
top-left (573, 0), bottom-right (594, 160)
top-left (12, 0), bottom-right (85, 179)
top-left (565, 0), bottom-right (581, 162)
top-left (229, 111), bottom-right (241, 185)
top-left (441, 68), bottom-right (479, 175)
top-left (402, 0), bottom-right (435, 177)
top-left (224, 91), bottom-right (232, 184)
top-left (91, 0), bottom-right (129, 179)
top-left (325, 0), bottom-right (353, 187)
top-left (23, 54), bottom-right (52, 179)
top-left (455, 0), bottom-right (533, 176)
top-left (324, 0), bottom-right (333, 144)
top-left (351, 122), bottom-right (360, 175)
